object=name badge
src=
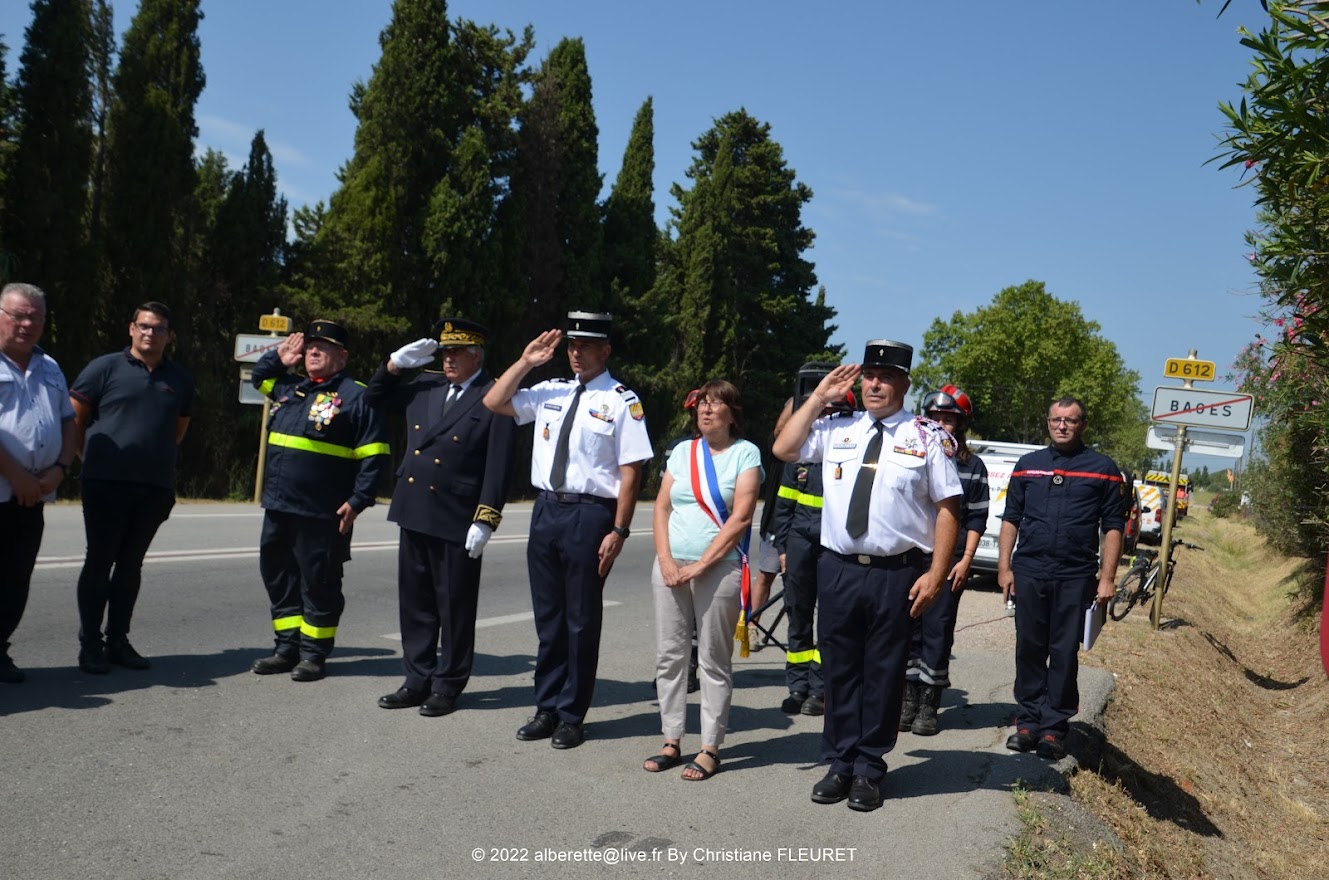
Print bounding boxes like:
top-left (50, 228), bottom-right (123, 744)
top-left (543, 402), bottom-right (563, 412)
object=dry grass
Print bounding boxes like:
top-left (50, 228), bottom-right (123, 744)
top-left (1067, 498), bottom-right (1329, 879)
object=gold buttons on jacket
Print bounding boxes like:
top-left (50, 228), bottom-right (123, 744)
top-left (408, 477), bottom-right (415, 484)
top-left (414, 424), bottom-right (421, 430)
top-left (429, 485), bottom-right (436, 492)
top-left (434, 459), bottom-right (440, 465)
top-left (414, 450), bottom-right (421, 456)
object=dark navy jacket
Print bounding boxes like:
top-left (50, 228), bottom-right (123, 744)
top-left (953, 453), bottom-right (990, 559)
top-left (1002, 443), bottom-right (1127, 579)
top-left (253, 351), bottom-right (390, 519)
top-left (364, 364), bottom-right (515, 543)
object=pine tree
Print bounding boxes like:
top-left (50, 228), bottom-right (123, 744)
top-left (0, 0), bottom-right (94, 360)
top-left (663, 109), bottom-right (839, 443)
top-left (101, 0), bottom-right (204, 353)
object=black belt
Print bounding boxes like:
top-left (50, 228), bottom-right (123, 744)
top-left (827, 548), bottom-right (926, 569)
top-left (538, 490), bottom-right (615, 507)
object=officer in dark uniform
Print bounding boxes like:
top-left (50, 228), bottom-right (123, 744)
top-left (484, 312), bottom-right (653, 750)
top-left (774, 340), bottom-right (961, 811)
top-left (250, 320), bottom-right (391, 682)
top-left (998, 396), bottom-right (1126, 760)
top-left (365, 317), bottom-right (516, 716)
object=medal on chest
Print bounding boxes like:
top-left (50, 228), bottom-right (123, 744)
top-left (308, 392), bottom-right (342, 431)
top-left (543, 423), bottom-right (550, 441)
top-left (834, 464), bottom-right (842, 480)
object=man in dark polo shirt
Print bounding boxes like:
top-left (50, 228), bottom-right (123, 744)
top-left (70, 302), bottom-right (195, 674)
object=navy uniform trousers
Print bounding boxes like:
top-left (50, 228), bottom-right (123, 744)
top-left (259, 510), bottom-right (350, 662)
top-left (817, 549), bottom-right (925, 784)
top-left (1012, 574), bottom-right (1095, 737)
top-left (906, 549), bottom-right (965, 688)
top-left (527, 492), bottom-right (615, 724)
top-left (397, 526), bottom-right (483, 697)
top-left (783, 525), bottom-right (823, 697)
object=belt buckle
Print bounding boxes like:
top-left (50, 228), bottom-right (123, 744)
top-left (856, 554), bottom-right (871, 565)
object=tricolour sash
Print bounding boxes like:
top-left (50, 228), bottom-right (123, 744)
top-left (689, 437), bottom-right (753, 657)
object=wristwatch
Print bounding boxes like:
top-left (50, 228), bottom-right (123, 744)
top-left (611, 525), bottom-right (630, 540)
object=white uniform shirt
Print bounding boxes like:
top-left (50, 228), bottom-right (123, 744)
top-left (512, 370), bottom-right (653, 499)
top-left (800, 408), bottom-right (961, 556)
top-left (0, 347), bottom-right (74, 503)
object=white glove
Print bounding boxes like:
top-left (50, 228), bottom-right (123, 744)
top-left (465, 522), bottom-right (493, 559)
top-left (389, 337), bottom-right (439, 370)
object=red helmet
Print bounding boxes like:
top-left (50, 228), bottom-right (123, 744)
top-left (822, 389), bottom-right (857, 417)
top-left (921, 384), bottom-right (974, 421)
top-left (683, 388), bottom-right (700, 410)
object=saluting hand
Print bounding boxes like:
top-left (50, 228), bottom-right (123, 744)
top-left (278, 332), bottom-right (305, 367)
top-left (521, 329), bottom-right (563, 367)
top-left (814, 363), bottom-right (861, 406)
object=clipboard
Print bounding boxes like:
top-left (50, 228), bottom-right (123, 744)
top-left (1082, 601), bottom-right (1107, 651)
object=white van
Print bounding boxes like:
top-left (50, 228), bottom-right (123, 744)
top-left (968, 440), bottom-right (1043, 573)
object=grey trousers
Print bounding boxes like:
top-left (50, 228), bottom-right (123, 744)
top-left (652, 557), bottom-right (743, 746)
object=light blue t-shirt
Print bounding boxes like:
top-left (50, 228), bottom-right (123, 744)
top-left (665, 437), bottom-right (764, 563)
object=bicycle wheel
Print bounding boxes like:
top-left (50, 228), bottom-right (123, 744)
top-left (1109, 567), bottom-right (1142, 621)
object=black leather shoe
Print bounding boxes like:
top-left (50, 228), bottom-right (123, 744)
top-left (290, 659), bottom-right (326, 682)
top-left (251, 653), bottom-right (299, 675)
top-left (800, 694), bottom-right (825, 716)
top-left (516, 711), bottom-right (558, 741)
top-left (378, 686), bottom-right (427, 709)
top-left (78, 643), bottom-right (110, 675)
top-left (847, 776), bottom-right (882, 812)
top-left (107, 640), bottom-right (150, 670)
top-left (1036, 734), bottom-right (1067, 761)
top-left (1005, 727), bottom-right (1037, 753)
top-left (811, 771), bottom-right (852, 804)
top-left (781, 692), bottom-right (808, 714)
top-left (551, 721), bottom-right (585, 749)
top-left (419, 693), bottom-right (456, 717)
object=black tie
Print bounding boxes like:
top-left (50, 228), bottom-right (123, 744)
top-left (845, 421), bottom-right (884, 539)
top-left (442, 384), bottom-right (462, 416)
top-left (550, 383), bottom-right (586, 490)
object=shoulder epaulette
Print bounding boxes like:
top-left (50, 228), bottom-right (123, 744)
top-left (914, 416), bottom-right (957, 459)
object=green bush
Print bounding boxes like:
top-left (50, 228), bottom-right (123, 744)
top-left (1208, 491), bottom-right (1240, 519)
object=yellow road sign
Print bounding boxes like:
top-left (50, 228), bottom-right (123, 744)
top-left (1163, 357), bottom-right (1216, 381)
top-left (258, 313), bottom-right (292, 332)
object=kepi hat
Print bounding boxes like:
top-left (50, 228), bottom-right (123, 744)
top-left (565, 311), bottom-right (612, 340)
top-left (306, 319), bottom-right (349, 348)
top-left (862, 339), bottom-right (912, 374)
top-left (432, 317), bottom-right (488, 348)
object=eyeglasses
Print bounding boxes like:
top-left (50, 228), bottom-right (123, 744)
top-left (134, 323), bottom-right (170, 336)
top-left (1047, 417), bottom-right (1083, 427)
top-left (0, 306), bottom-right (44, 325)
top-left (697, 400), bottom-right (727, 411)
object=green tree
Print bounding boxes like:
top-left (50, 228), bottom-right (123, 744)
top-left (506, 36), bottom-right (603, 350)
top-left (659, 110), bottom-right (840, 446)
top-left (101, 0), bottom-right (204, 353)
top-left (914, 280), bottom-right (1151, 471)
top-left (1, 0), bottom-right (94, 359)
top-left (309, 0), bottom-right (531, 374)
top-left (0, 38), bottom-right (16, 278)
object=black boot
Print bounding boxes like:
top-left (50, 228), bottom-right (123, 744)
top-left (911, 684), bottom-right (944, 736)
top-left (898, 680), bottom-right (920, 731)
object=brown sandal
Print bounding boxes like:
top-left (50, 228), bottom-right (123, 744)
top-left (681, 748), bottom-right (721, 781)
top-left (643, 742), bottom-right (682, 772)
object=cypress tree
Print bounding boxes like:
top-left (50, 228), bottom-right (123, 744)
top-left (665, 109), bottom-right (840, 443)
top-left (0, 0), bottom-right (94, 359)
top-left (603, 97), bottom-right (656, 304)
top-left (101, 0), bottom-right (204, 353)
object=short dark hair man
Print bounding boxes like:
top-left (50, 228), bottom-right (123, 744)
top-left (249, 320), bottom-right (391, 682)
top-left (483, 311), bottom-right (653, 750)
top-left (365, 317), bottom-right (516, 716)
top-left (997, 396), bottom-right (1127, 760)
top-left (0, 283), bottom-right (77, 682)
top-left (773, 340), bottom-right (962, 811)
top-left (70, 302), bottom-right (194, 674)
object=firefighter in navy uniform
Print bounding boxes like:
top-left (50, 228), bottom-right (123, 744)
top-left (364, 317), bottom-right (516, 716)
top-left (250, 320), bottom-right (391, 682)
top-left (484, 311), bottom-right (653, 750)
top-left (773, 368), bottom-right (857, 717)
top-left (774, 340), bottom-right (961, 812)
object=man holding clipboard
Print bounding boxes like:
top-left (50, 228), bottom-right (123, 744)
top-left (997, 396), bottom-right (1126, 761)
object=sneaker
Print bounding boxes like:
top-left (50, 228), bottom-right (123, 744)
top-left (1036, 734), bottom-right (1066, 761)
top-left (0, 654), bottom-right (24, 684)
top-left (1005, 727), bottom-right (1037, 752)
top-left (107, 640), bottom-right (151, 670)
top-left (78, 643), bottom-right (110, 675)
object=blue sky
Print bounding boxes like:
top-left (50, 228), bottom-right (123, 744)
top-left (1, 1), bottom-right (1267, 469)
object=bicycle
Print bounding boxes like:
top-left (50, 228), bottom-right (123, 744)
top-left (1108, 538), bottom-right (1205, 621)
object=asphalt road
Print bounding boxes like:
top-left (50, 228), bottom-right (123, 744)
top-left (1, 501), bottom-right (1105, 880)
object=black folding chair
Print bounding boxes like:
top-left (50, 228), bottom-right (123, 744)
top-left (746, 583), bottom-right (788, 653)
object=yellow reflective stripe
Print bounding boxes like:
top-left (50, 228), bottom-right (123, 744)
top-left (794, 492), bottom-right (822, 509)
top-left (787, 649), bottom-right (818, 664)
top-left (300, 622), bottom-right (337, 639)
top-left (354, 441), bottom-right (391, 459)
top-left (268, 432), bottom-right (358, 459)
top-left (812, 649), bottom-right (822, 665)
top-left (777, 485), bottom-right (800, 500)
top-left (272, 615), bottom-right (302, 632)
top-left (258, 378), bottom-right (276, 396)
